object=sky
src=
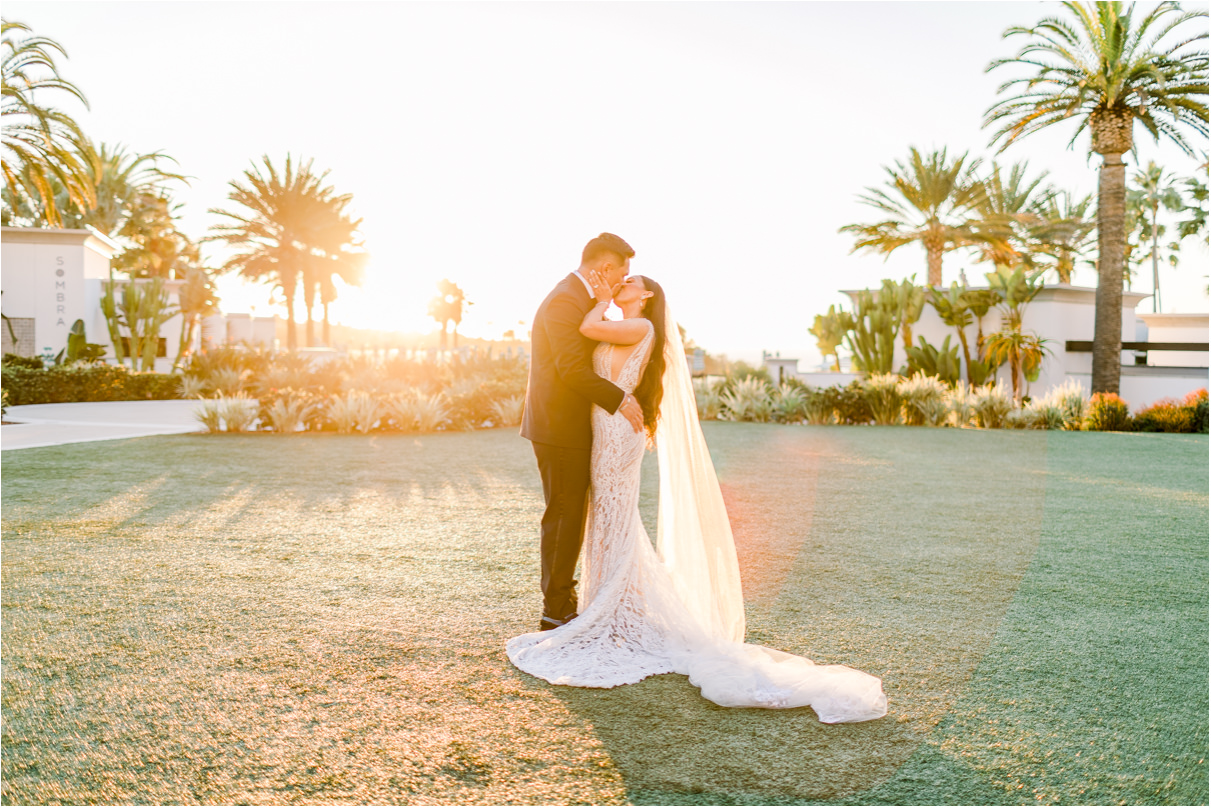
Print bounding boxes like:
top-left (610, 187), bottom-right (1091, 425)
top-left (6, 0), bottom-right (1209, 366)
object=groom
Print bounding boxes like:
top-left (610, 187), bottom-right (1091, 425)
top-left (521, 233), bottom-right (645, 631)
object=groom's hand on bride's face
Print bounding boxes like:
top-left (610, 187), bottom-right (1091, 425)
top-left (620, 394), bottom-right (644, 433)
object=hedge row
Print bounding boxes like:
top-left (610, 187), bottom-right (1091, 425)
top-left (0, 363), bottom-right (182, 405)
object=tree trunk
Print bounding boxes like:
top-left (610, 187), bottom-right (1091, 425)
top-left (304, 291), bottom-right (316, 348)
top-left (1092, 153), bottom-right (1126, 395)
top-left (322, 301), bottom-right (331, 347)
top-left (955, 327), bottom-right (973, 386)
top-left (440, 322), bottom-right (448, 350)
top-left (927, 245), bottom-right (943, 286)
top-left (285, 292), bottom-right (297, 351)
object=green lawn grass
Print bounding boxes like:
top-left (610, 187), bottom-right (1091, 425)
top-left (1, 425), bottom-right (1206, 805)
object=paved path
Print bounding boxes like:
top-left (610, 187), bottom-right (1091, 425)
top-left (1, 400), bottom-right (202, 451)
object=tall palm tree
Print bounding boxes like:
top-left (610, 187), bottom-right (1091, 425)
top-left (840, 147), bottom-right (991, 285)
top-left (208, 155), bottom-right (342, 351)
top-left (1, 19), bottom-right (94, 226)
top-left (114, 191), bottom-right (198, 279)
top-left (428, 279), bottom-right (468, 350)
top-left (1131, 161), bottom-right (1186, 311)
top-left (308, 199), bottom-right (368, 346)
top-left (985, 1), bottom-right (1208, 394)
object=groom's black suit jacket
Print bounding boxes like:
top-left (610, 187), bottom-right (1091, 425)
top-left (521, 273), bottom-right (625, 449)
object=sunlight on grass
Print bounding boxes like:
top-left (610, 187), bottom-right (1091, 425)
top-left (2, 427), bottom-right (1206, 804)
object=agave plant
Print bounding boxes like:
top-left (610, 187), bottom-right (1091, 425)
top-left (387, 390), bottom-right (450, 432)
top-left (264, 394), bottom-right (315, 433)
top-left (694, 379), bottom-right (723, 421)
top-left (490, 394), bottom-right (525, 428)
top-left (863, 373), bottom-right (903, 425)
top-left (209, 367), bottom-right (245, 396)
top-left (720, 377), bottom-right (773, 423)
top-left (897, 372), bottom-right (949, 426)
top-left (327, 390), bottom-right (381, 434)
top-left (973, 380), bottom-right (1014, 429)
top-left (179, 374), bottom-right (208, 399)
top-left (771, 383), bottom-right (808, 424)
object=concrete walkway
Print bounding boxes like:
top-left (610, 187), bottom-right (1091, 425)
top-left (1, 400), bottom-right (202, 451)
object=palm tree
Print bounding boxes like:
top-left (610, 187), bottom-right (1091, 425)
top-left (1029, 191), bottom-right (1097, 282)
top-left (1, 138), bottom-right (185, 233)
top-left (114, 191), bottom-right (198, 279)
top-left (969, 161), bottom-right (1053, 268)
top-left (1, 19), bottom-right (94, 226)
top-left (1131, 161), bottom-right (1186, 311)
top-left (173, 264), bottom-right (220, 370)
top-left (985, 1), bottom-right (1208, 394)
top-left (208, 155), bottom-right (343, 351)
top-left (1175, 154), bottom-right (1208, 244)
top-left (428, 279), bottom-right (468, 350)
top-left (840, 147), bottom-right (991, 285)
top-left (308, 199), bottom-right (368, 346)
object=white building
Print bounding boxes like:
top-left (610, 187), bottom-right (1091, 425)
top-left (769, 283), bottom-right (1208, 409)
top-left (2, 226), bottom-right (275, 369)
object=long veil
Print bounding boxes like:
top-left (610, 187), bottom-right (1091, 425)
top-left (651, 304), bottom-right (887, 720)
top-left (653, 304), bottom-right (746, 644)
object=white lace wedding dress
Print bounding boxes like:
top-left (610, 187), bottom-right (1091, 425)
top-left (508, 315), bottom-right (888, 723)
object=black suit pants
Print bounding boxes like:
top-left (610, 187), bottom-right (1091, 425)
top-left (532, 441), bottom-right (592, 621)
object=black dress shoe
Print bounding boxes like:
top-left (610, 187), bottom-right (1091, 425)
top-left (539, 612), bottom-right (578, 631)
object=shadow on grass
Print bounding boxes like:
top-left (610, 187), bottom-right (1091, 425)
top-left (537, 425), bottom-right (1051, 803)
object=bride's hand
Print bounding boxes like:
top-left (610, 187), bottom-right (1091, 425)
top-left (588, 270), bottom-right (614, 304)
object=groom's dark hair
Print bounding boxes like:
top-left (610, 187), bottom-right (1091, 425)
top-left (581, 233), bottom-right (635, 265)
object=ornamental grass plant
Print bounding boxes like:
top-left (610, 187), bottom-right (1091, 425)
top-left (863, 373), bottom-right (903, 425)
top-left (897, 371), bottom-right (948, 426)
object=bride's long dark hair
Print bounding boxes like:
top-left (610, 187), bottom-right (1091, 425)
top-left (633, 276), bottom-right (667, 442)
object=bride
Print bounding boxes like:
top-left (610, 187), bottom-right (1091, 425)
top-left (507, 273), bottom-right (888, 723)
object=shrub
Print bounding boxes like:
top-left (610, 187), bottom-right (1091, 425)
top-left (1133, 397), bottom-right (1196, 433)
top-left (387, 390), bottom-right (450, 432)
top-left (2, 353), bottom-right (44, 370)
top-left (327, 390), bottom-right (382, 434)
top-left (825, 381), bottom-right (874, 425)
top-left (771, 382), bottom-right (808, 424)
top-left (897, 372), bottom-right (948, 426)
top-left (863, 373), bottom-right (903, 425)
top-left (260, 391), bottom-right (317, 433)
top-left (802, 387), bottom-right (834, 425)
top-left (1085, 392), bottom-right (1132, 432)
top-left (944, 384), bottom-right (977, 428)
top-left (1023, 400), bottom-right (1066, 430)
top-left (180, 375), bottom-right (208, 399)
top-left (1038, 378), bottom-right (1089, 431)
top-left (720, 377), bottom-right (773, 422)
top-left (973, 380), bottom-right (1013, 429)
top-left (0, 363), bottom-right (181, 405)
top-left (193, 399), bottom-right (223, 433)
top-left (209, 367), bottom-right (245, 396)
top-left (1186, 388), bottom-right (1209, 434)
top-left (490, 394), bottom-right (525, 428)
top-left (694, 380), bottom-right (723, 421)
top-left (218, 393), bottom-right (259, 432)
top-left (445, 375), bottom-right (526, 429)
